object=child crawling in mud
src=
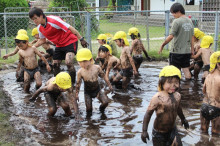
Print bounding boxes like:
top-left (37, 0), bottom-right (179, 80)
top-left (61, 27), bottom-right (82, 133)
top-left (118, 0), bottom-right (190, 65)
top-left (16, 34), bottom-right (51, 93)
top-left (200, 51), bottom-right (220, 135)
top-left (75, 49), bottom-right (113, 114)
top-left (111, 31), bottom-right (138, 89)
top-left (141, 65), bottom-right (189, 145)
top-left (29, 72), bottom-right (82, 120)
top-left (128, 27), bottom-right (151, 74)
top-left (191, 35), bottom-right (214, 83)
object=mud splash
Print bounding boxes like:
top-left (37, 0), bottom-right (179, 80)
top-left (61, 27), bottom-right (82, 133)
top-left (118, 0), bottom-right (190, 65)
top-left (0, 62), bottom-right (220, 145)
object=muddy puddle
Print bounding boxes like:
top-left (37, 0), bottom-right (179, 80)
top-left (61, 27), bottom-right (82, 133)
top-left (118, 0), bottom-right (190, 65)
top-left (0, 62), bottom-right (220, 146)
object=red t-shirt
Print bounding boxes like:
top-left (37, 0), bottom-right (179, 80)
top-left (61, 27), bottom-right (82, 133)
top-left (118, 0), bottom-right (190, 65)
top-left (38, 15), bottom-right (78, 47)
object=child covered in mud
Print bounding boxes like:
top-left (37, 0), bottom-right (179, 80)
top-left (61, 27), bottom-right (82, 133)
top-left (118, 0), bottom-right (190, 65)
top-left (96, 34), bottom-right (108, 70)
top-left (98, 44), bottom-right (121, 82)
top-left (112, 31), bottom-right (138, 89)
top-left (191, 35), bottom-right (214, 83)
top-left (200, 51), bottom-right (220, 135)
top-left (128, 27), bottom-right (151, 74)
top-left (189, 28), bottom-right (205, 80)
top-left (16, 34), bottom-right (51, 93)
top-left (75, 49), bottom-right (113, 113)
top-left (29, 72), bottom-right (82, 120)
top-left (141, 65), bottom-right (189, 145)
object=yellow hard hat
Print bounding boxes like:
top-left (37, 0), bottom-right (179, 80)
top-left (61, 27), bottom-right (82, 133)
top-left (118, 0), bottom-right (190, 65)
top-left (113, 31), bottom-right (129, 46)
top-left (15, 34), bottom-right (29, 41)
top-left (52, 72), bottom-right (72, 89)
top-left (209, 51), bottom-right (220, 72)
top-left (32, 27), bottom-right (39, 36)
top-left (97, 34), bottom-right (107, 42)
top-left (200, 35), bottom-right (214, 48)
top-left (17, 29), bottom-right (27, 35)
top-left (76, 48), bottom-right (93, 62)
top-left (128, 27), bottom-right (139, 36)
top-left (102, 44), bottom-right (112, 55)
top-left (194, 28), bottom-right (205, 39)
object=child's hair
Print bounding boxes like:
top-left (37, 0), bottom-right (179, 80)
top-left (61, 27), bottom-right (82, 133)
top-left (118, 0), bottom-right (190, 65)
top-left (170, 3), bottom-right (185, 14)
top-left (130, 33), bottom-right (141, 40)
top-left (98, 45), bottom-right (109, 53)
top-left (158, 76), bottom-right (180, 91)
top-left (29, 7), bottom-right (46, 19)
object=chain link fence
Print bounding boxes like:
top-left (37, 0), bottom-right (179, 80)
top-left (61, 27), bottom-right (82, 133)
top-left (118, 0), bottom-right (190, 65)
top-left (0, 10), bottom-right (219, 58)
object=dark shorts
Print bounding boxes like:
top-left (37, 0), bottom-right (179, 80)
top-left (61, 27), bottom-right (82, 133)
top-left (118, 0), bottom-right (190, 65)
top-left (24, 67), bottom-right (40, 80)
top-left (152, 126), bottom-right (182, 146)
top-left (85, 85), bottom-right (101, 98)
top-left (169, 53), bottom-right (191, 69)
top-left (46, 48), bottom-right (54, 57)
top-left (120, 67), bottom-right (133, 78)
top-left (53, 41), bottom-right (78, 60)
top-left (204, 65), bottom-right (210, 71)
top-left (44, 91), bottom-right (66, 108)
top-left (201, 103), bottom-right (220, 121)
top-left (133, 54), bottom-right (143, 66)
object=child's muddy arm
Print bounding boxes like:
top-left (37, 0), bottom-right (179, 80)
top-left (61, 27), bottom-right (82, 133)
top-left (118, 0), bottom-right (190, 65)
top-left (99, 67), bottom-right (113, 92)
top-left (191, 36), bottom-right (194, 55)
top-left (35, 48), bottom-right (51, 72)
top-left (177, 104), bottom-right (189, 129)
top-left (31, 39), bottom-right (38, 45)
top-left (33, 38), bottom-right (46, 48)
top-left (142, 46), bottom-right (151, 61)
top-left (202, 81), bottom-right (206, 94)
top-left (191, 49), bottom-right (201, 59)
top-left (3, 47), bottom-right (19, 59)
top-left (141, 109), bottom-right (154, 143)
top-left (29, 86), bottom-right (48, 102)
top-left (127, 50), bottom-right (138, 75)
top-left (16, 54), bottom-right (23, 76)
top-left (75, 71), bottom-right (82, 101)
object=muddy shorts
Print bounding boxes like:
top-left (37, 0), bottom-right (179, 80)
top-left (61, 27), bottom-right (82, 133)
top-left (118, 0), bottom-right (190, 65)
top-left (84, 85), bottom-right (101, 98)
top-left (203, 65), bottom-right (210, 72)
top-left (152, 126), bottom-right (182, 146)
top-left (194, 61), bottom-right (203, 68)
top-left (169, 53), bottom-right (191, 69)
top-left (120, 67), bottom-right (133, 78)
top-left (24, 67), bottom-right (40, 80)
top-left (46, 48), bottom-right (54, 57)
top-left (53, 41), bottom-right (78, 60)
top-left (201, 103), bottom-right (220, 121)
top-left (133, 54), bottom-right (143, 66)
top-left (44, 91), bottom-right (66, 108)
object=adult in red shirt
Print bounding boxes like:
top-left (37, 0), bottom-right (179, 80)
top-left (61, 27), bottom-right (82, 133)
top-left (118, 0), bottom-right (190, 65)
top-left (29, 7), bottom-right (88, 84)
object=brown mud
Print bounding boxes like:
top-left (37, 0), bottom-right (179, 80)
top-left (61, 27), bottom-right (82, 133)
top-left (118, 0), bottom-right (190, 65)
top-left (0, 61), bottom-right (219, 146)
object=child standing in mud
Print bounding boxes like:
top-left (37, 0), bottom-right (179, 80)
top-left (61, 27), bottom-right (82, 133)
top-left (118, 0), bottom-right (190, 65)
top-left (191, 35), bottom-right (214, 83)
top-left (200, 51), bottom-right (220, 135)
top-left (16, 34), bottom-right (51, 93)
top-left (112, 31), bottom-right (138, 89)
top-left (75, 49), bottom-right (113, 114)
top-left (141, 65), bottom-right (189, 145)
top-left (128, 27), bottom-right (151, 74)
top-left (29, 72), bottom-right (82, 120)
top-left (96, 34), bottom-right (108, 69)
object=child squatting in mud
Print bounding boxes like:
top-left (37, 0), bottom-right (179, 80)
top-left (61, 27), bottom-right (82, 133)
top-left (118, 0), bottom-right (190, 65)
top-left (16, 34), bottom-right (51, 93)
top-left (75, 49), bottom-right (113, 114)
top-left (141, 65), bottom-right (189, 145)
top-left (29, 72), bottom-right (82, 121)
top-left (200, 51), bottom-right (220, 135)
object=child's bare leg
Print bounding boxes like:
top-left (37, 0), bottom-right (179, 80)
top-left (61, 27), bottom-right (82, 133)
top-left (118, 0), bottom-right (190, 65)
top-left (65, 52), bottom-right (76, 84)
top-left (53, 60), bottom-right (61, 76)
top-left (45, 93), bottom-right (57, 116)
top-left (211, 116), bottom-right (220, 135)
top-left (171, 136), bottom-right (182, 146)
top-left (122, 76), bottom-right (131, 89)
top-left (97, 90), bottom-right (109, 112)
top-left (182, 67), bottom-right (191, 80)
top-left (200, 113), bottom-right (210, 133)
top-left (24, 71), bottom-right (31, 93)
top-left (34, 71), bottom-right (42, 89)
top-left (58, 94), bottom-right (72, 116)
top-left (84, 94), bottom-right (93, 113)
top-left (194, 64), bottom-right (201, 80)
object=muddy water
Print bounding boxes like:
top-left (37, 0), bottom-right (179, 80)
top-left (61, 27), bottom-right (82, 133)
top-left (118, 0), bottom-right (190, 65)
top-left (0, 62), bottom-right (220, 146)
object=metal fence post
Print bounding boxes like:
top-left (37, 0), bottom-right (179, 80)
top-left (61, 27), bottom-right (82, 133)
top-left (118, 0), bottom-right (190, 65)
top-left (4, 14), bottom-right (8, 54)
top-left (165, 10), bottom-right (170, 50)
top-left (214, 11), bottom-right (219, 51)
top-left (145, 12), bottom-right (150, 51)
top-left (86, 12), bottom-right (92, 51)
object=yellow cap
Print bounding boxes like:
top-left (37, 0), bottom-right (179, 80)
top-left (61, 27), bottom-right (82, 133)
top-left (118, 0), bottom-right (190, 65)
top-left (209, 51), bottom-right (220, 72)
top-left (52, 72), bottom-right (72, 89)
top-left (105, 33), bottom-right (113, 38)
top-left (113, 31), bottom-right (129, 46)
top-left (15, 34), bottom-right (29, 41)
top-left (17, 29), bottom-right (27, 35)
top-left (97, 34), bottom-right (107, 42)
top-left (102, 44), bottom-right (112, 55)
top-left (194, 28), bottom-right (205, 39)
top-left (32, 27), bottom-right (39, 36)
top-left (128, 27), bottom-right (139, 36)
top-left (200, 35), bottom-right (214, 48)
top-left (76, 48), bottom-right (93, 62)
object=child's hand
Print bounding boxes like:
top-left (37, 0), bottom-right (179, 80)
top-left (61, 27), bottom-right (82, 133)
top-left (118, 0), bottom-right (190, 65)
top-left (141, 131), bottom-right (149, 143)
top-left (80, 38), bottom-right (89, 48)
top-left (147, 57), bottom-right (152, 62)
top-left (182, 119), bottom-right (189, 129)
top-left (3, 55), bottom-right (8, 60)
top-left (46, 65), bottom-right (51, 72)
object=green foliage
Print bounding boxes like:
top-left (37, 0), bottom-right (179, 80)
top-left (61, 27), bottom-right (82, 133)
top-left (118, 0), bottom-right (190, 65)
top-left (0, 0), bottom-right (28, 12)
top-left (48, 0), bottom-right (88, 11)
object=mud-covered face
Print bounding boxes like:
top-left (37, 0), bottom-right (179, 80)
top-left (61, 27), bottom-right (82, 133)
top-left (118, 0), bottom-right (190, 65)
top-left (163, 77), bottom-right (180, 93)
top-left (15, 40), bottom-right (28, 50)
top-left (99, 50), bottom-right (108, 58)
top-left (78, 60), bottom-right (91, 69)
top-left (34, 34), bottom-right (40, 39)
top-left (115, 39), bottom-right (122, 47)
top-left (97, 39), bottom-right (104, 45)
